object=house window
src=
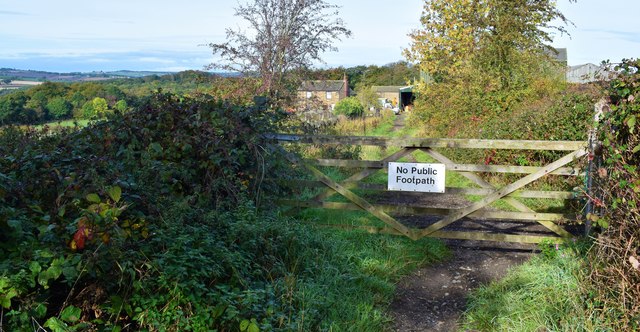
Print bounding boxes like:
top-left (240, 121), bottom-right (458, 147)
top-left (326, 91), bottom-right (332, 99)
top-left (306, 91), bottom-right (312, 99)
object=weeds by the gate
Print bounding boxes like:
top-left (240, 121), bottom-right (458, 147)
top-left (295, 211), bottom-right (450, 330)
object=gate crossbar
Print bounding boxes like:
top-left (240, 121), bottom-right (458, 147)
top-left (284, 152), bottom-right (417, 239)
top-left (311, 148), bottom-right (417, 202)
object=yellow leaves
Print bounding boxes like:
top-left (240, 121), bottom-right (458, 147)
top-left (408, 0), bottom-right (567, 86)
top-left (101, 233), bottom-right (110, 244)
top-left (407, 0), bottom-right (481, 78)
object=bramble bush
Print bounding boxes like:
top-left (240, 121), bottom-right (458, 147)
top-left (589, 58), bottom-right (640, 330)
top-left (1, 91), bottom-right (438, 331)
top-left (0, 93), bottom-right (300, 330)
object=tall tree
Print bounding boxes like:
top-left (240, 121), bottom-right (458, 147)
top-left (207, 0), bottom-right (351, 102)
top-left (404, 0), bottom-right (576, 137)
top-left (46, 97), bottom-right (72, 119)
top-left (405, 0), bottom-right (575, 87)
top-left (0, 91), bottom-right (28, 124)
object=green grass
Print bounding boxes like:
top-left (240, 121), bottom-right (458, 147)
top-left (33, 118), bottom-right (91, 129)
top-left (286, 163), bottom-right (451, 330)
top-left (291, 206), bottom-right (450, 330)
top-left (367, 114), bottom-right (395, 136)
top-left (460, 241), bottom-right (595, 331)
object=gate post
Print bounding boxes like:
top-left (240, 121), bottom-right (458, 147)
top-left (585, 99), bottom-right (608, 235)
top-left (585, 131), bottom-right (595, 236)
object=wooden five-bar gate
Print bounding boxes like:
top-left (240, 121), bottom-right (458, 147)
top-left (273, 134), bottom-right (589, 244)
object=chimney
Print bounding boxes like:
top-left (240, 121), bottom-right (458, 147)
top-left (343, 73), bottom-right (349, 97)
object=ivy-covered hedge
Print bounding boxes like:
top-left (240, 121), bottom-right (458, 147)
top-left (590, 59), bottom-right (640, 330)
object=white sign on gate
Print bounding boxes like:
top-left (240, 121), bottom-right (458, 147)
top-left (388, 162), bottom-right (446, 193)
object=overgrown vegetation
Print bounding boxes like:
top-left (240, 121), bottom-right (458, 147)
top-left (333, 96), bottom-right (364, 118)
top-left (0, 91), bottom-right (449, 331)
top-left (406, 0), bottom-right (579, 144)
top-left (406, 0), bottom-right (574, 115)
top-left (0, 93), bottom-right (292, 330)
top-left (588, 58), bottom-right (640, 330)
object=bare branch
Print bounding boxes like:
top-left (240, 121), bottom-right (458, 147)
top-left (206, 0), bottom-right (351, 101)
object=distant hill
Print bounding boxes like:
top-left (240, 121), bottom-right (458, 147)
top-left (0, 68), bottom-right (175, 82)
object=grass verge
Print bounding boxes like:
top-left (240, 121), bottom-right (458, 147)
top-left (286, 115), bottom-right (451, 330)
top-left (460, 240), bottom-right (595, 331)
top-left (292, 206), bottom-right (450, 330)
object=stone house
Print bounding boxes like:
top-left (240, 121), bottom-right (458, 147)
top-left (297, 74), bottom-right (351, 110)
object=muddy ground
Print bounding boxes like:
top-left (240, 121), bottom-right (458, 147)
top-left (388, 227), bottom-right (538, 332)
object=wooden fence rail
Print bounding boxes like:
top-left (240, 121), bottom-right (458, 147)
top-left (270, 134), bottom-right (586, 151)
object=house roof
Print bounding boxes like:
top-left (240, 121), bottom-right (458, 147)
top-left (399, 85), bottom-right (414, 93)
top-left (298, 80), bottom-right (346, 92)
top-left (372, 86), bottom-right (403, 93)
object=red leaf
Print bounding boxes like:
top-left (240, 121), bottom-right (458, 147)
top-left (73, 227), bottom-right (86, 250)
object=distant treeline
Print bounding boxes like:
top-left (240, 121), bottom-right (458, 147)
top-left (0, 63), bottom-right (419, 125)
top-left (0, 71), bottom-right (256, 125)
top-left (302, 61), bottom-right (419, 90)
top-left (0, 81), bottom-right (128, 124)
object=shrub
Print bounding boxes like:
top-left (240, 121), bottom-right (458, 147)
top-left (333, 96), bottom-right (364, 118)
top-left (81, 97), bottom-right (110, 119)
top-left (0, 92), bottom-right (291, 330)
top-left (46, 96), bottom-right (72, 119)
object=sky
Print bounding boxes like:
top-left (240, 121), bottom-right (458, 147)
top-left (0, 0), bottom-right (639, 73)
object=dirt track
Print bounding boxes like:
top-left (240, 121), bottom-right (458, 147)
top-left (388, 230), bottom-right (538, 331)
top-left (377, 190), bottom-right (545, 331)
